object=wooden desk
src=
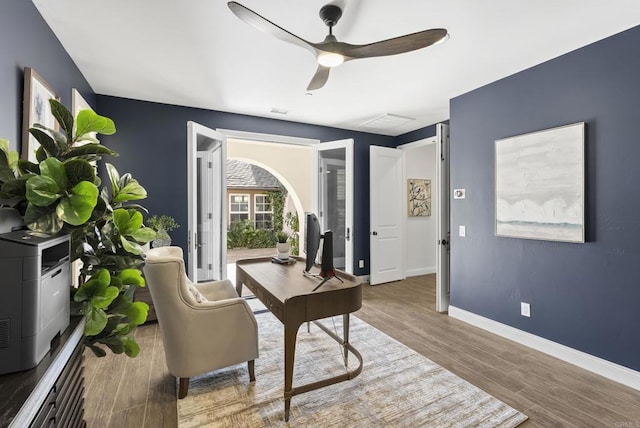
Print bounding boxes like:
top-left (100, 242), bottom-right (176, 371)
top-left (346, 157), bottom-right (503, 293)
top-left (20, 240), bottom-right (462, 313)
top-left (236, 257), bottom-right (363, 421)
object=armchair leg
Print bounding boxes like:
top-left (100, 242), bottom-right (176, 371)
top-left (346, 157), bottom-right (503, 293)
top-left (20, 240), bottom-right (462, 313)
top-left (248, 360), bottom-right (256, 382)
top-left (178, 377), bottom-right (190, 399)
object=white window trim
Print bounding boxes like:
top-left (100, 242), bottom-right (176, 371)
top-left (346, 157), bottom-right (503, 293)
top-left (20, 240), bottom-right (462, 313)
top-left (229, 193), bottom-right (250, 224)
top-left (254, 193), bottom-right (274, 229)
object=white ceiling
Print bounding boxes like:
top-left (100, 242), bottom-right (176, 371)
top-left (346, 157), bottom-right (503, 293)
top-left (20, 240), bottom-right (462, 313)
top-left (33, 0), bottom-right (640, 136)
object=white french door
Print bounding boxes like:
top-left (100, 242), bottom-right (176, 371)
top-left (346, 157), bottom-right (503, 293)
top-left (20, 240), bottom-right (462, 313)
top-left (370, 145), bottom-right (405, 285)
top-left (187, 121), bottom-right (227, 282)
top-left (436, 123), bottom-right (451, 312)
top-left (313, 139), bottom-right (354, 273)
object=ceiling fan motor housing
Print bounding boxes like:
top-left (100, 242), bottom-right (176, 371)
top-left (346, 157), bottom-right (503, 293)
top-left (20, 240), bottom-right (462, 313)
top-left (320, 4), bottom-right (343, 28)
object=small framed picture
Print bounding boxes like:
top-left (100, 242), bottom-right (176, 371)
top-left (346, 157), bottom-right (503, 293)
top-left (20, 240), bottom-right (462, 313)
top-left (22, 67), bottom-right (60, 162)
top-left (407, 178), bottom-right (431, 217)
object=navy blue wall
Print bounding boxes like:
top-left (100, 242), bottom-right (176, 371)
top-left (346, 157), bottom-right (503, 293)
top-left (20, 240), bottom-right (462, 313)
top-left (0, 1), bottom-right (95, 153)
top-left (395, 123), bottom-right (440, 146)
top-left (449, 25), bottom-right (640, 371)
top-left (95, 96), bottom-right (396, 275)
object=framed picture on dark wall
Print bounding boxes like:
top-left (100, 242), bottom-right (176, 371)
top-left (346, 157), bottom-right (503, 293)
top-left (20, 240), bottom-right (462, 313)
top-left (495, 122), bottom-right (585, 243)
top-left (22, 67), bottom-right (60, 162)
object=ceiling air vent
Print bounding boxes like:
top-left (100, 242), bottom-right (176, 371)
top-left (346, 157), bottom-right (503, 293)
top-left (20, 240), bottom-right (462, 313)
top-left (358, 113), bottom-right (415, 133)
top-left (270, 107), bottom-right (289, 115)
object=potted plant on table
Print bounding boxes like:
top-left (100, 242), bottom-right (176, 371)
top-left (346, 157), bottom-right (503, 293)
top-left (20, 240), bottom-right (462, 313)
top-left (275, 230), bottom-right (290, 260)
top-left (147, 214), bottom-right (179, 248)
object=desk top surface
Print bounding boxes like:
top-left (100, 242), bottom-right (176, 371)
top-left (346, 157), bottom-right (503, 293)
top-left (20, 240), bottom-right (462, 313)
top-left (236, 257), bottom-right (361, 304)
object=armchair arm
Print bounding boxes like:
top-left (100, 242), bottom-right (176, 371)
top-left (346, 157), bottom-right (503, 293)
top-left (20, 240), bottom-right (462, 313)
top-left (195, 279), bottom-right (239, 301)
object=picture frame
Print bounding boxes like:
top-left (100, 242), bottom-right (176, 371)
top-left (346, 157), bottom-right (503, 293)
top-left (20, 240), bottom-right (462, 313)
top-left (407, 178), bottom-right (431, 217)
top-left (22, 67), bottom-right (60, 162)
top-left (495, 122), bottom-right (585, 243)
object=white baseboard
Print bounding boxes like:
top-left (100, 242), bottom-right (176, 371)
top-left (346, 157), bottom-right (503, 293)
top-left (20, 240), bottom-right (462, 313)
top-left (448, 305), bottom-right (640, 391)
top-left (356, 275), bottom-right (370, 284)
top-left (405, 266), bottom-right (436, 277)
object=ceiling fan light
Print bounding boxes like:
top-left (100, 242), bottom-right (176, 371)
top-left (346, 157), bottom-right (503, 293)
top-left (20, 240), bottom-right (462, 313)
top-left (318, 52), bottom-right (344, 67)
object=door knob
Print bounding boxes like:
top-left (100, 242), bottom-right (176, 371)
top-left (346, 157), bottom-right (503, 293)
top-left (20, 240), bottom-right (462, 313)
top-left (372, 231), bottom-right (378, 236)
top-left (441, 239), bottom-right (448, 245)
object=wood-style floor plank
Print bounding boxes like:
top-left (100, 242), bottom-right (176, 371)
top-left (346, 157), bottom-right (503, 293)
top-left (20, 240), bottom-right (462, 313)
top-left (83, 273), bottom-right (640, 427)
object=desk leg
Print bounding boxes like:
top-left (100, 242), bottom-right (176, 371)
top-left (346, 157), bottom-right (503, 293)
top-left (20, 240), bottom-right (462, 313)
top-left (343, 314), bottom-right (350, 366)
top-left (283, 322), bottom-right (300, 422)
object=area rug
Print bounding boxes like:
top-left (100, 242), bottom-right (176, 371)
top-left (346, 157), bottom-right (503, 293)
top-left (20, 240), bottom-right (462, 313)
top-left (177, 313), bottom-right (528, 427)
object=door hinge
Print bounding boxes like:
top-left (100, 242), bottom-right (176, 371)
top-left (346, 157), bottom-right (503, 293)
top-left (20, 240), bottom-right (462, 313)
top-left (208, 264), bottom-right (212, 270)
top-left (208, 213), bottom-right (212, 219)
top-left (208, 161), bottom-right (213, 168)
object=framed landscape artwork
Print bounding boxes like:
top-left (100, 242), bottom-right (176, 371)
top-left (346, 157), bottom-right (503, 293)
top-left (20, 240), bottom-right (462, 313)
top-left (495, 122), bottom-right (585, 243)
top-left (22, 67), bottom-right (60, 162)
top-left (407, 178), bottom-right (431, 217)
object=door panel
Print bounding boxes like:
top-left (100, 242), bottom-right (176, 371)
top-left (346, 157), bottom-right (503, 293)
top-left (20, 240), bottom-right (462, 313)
top-left (187, 121), bottom-right (227, 282)
top-left (436, 123), bottom-right (450, 312)
top-left (370, 145), bottom-right (404, 285)
top-left (314, 139), bottom-right (354, 273)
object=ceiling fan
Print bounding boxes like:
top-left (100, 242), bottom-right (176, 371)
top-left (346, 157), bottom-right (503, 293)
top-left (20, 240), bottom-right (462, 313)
top-left (227, 1), bottom-right (448, 91)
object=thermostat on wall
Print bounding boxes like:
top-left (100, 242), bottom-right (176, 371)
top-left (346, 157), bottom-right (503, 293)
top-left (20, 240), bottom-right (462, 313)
top-left (454, 189), bottom-right (466, 199)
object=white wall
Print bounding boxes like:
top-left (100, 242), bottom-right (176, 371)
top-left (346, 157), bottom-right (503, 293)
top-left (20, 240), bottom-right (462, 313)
top-left (403, 143), bottom-right (437, 276)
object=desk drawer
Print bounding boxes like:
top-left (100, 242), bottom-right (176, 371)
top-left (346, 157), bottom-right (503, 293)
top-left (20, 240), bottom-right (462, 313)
top-left (253, 287), bottom-right (283, 319)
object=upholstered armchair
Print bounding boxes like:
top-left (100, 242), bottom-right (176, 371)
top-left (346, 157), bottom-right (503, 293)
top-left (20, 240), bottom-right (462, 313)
top-left (143, 246), bottom-right (259, 398)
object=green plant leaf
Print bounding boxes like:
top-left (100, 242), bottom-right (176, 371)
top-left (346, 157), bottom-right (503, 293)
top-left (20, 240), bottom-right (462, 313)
top-left (40, 158), bottom-right (68, 190)
top-left (64, 143), bottom-right (117, 159)
top-left (17, 159), bottom-right (40, 175)
top-left (90, 286), bottom-right (119, 309)
top-left (74, 268), bottom-right (111, 302)
top-left (112, 179), bottom-right (147, 202)
top-left (64, 159), bottom-right (96, 187)
top-left (106, 163), bottom-right (120, 195)
top-left (120, 236), bottom-right (144, 255)
top-left (76, 109), bottom-right (116, 137)
top-left (130, 226), bottom-right (155, 243)
top-left (113, 208), bottom-right (143, 235)
top-left (75, 134), bottom-right (100, 145)
top-left (0, 177), bottom-right (27, 200)
top-left (118, 269), bottom-right (145, 287)
top-left (24, 203), bottom-right (62, 233)
top-left (0, 166), bottom-right (14, 182)
top-left (25, 175), bottom-right (61, 206)
top-left (56, 181), bottom-right (99, 225)
top-left (87, 344), bottom-right (107, 358)
top-left (123, 337), bottom-right (141, 357)
top-left (125, 301), bottom-right (149, 326)
top-left (35, 145), bottom-right (47, 163)
top-left (29, 128), bottom-right (59, 157)
top-left (49, 99), bottom-right (74, 140)
top-left (84, 307), bottom-right (108, 336)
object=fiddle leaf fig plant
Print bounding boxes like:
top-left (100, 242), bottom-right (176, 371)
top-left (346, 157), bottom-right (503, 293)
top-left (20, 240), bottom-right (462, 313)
top-left (0, 99), bottom-right (155, 358)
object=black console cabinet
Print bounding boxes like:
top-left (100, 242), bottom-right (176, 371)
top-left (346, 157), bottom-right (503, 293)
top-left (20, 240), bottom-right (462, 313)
top-left (0, 317), bottom-right (85, 427)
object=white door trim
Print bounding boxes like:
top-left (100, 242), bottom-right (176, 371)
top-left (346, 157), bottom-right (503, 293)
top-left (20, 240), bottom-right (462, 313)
top-left (216, 129), bottom-right (319, 146)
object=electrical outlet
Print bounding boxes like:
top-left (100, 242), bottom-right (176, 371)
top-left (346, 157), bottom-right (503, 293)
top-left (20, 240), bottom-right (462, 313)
top-left (521, 302), bottom-right (531, 317)
top-left (459, 225), bottom-right (466, 237)
top-left (359, 259), bottom-right (365, 269)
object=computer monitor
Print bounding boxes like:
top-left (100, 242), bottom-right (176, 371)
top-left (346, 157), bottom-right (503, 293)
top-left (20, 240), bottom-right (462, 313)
top-left (304, 213), bottom-right (342, 291)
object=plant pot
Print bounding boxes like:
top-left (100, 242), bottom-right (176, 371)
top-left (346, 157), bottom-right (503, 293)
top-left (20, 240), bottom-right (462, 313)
top-left (152, 228), bottom-right (171, 248)
top-left (276, 242), bottom-right (290, 260)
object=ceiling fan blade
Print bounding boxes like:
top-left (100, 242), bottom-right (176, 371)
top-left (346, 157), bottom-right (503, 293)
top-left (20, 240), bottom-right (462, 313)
top-left (332, 28), bottom-right (448, 59)
top-left (228, 2), bottom-right (317, 55)
top-left (307, 65), bottom-right (331, 91)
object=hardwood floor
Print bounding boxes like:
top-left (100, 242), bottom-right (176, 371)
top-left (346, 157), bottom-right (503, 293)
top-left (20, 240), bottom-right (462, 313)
top-left (83, 275), bottom-right (640, 427)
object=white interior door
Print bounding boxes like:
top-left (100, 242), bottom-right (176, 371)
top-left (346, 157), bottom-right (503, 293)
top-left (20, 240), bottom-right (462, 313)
top-left (370, 145), bottom-right (405, 285)
top-left (436, 123), bottom-right (451, 312)
top-left (187, 121), bottom-right (227, 282)
top-left (313, 139), bottom-right (354, 273)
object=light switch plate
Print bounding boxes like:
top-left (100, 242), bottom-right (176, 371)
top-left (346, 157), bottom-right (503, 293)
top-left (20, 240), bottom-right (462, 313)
top-left (459, 225), bottom-right (466, 237)
top-left (454, 188), bottom-right (466, 199)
